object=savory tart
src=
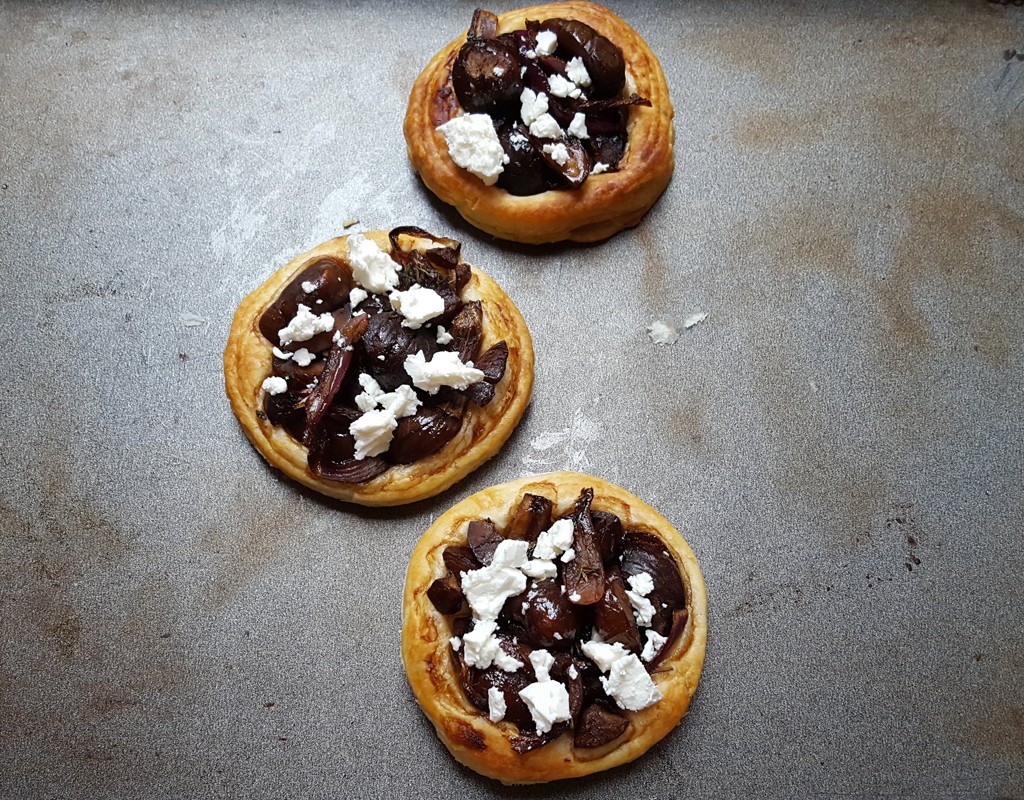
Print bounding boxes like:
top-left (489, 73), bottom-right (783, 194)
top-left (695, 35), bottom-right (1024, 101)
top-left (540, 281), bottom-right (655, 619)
top-left (404, 2), bottom-right (675, 244)
top-left (224, 227), bottom-right (534, 506)
top-left (402, 472), bottom-right (707, 783)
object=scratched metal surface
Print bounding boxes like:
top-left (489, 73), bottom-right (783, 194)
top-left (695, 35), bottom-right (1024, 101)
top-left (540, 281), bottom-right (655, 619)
top-left (1, 1), bottom-right (1023, 798)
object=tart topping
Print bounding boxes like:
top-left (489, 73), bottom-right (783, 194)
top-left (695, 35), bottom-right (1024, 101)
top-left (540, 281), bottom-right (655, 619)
top-left (427, 488), bottom-right (689, 752)
top-left (437, 9), bottom-right (652, 195)
top-left (257, 228), bottom-right (509, 483)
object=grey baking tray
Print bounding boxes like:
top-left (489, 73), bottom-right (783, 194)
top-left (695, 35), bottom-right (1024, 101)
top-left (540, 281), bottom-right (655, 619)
top-left (1, 1), bottom-right (1022, 798)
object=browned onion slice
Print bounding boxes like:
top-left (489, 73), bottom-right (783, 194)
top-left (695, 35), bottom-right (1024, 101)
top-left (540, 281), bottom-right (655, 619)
top-left (563, 489), bottom-right (605, 605)
top-left (386, 407), bottom-right (463, 464)
top-left (592, 566), bottom-right (642, 653)
top-left (505, 493), bottom-right (553, 543)
top-left (573, 703), bottom-right (629, 748)
top-left (258, 258), bottom-right (352, 346)
top-left (427, 574), bottom-right (465, 615)
top-left (442, 544), bottom-right (481, 579)
top-left (540, 18), bottom-right (625, 98)
top-left (467, 519), bottom-right (504, 565)
top-left (468, 7), bottom-right (499, 40)
top-left (453, 39), bottom-right (522, 114)
top-left (619, 529), bottom-right (686, 637)
top-left (449, 301), bottom-right (483, 364)
top-left (302, 344), bottom-right (352, 446)
top-left (522, 579), bottom-right (580, 650)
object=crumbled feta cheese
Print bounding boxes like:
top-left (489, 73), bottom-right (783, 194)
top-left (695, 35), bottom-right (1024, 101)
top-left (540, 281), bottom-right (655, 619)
top-left (492, 66), bottom-right (506, 77)
top-left (379, 384), bottom-right (421, 418)
top-left (583, 638), bottom-right (662, 711)
top-left (521, 559), bottom-right (558, 581)
top-left (347, 233), bottom-right (401, 294)
top-left (641, 630), bottom-right (668, 662)
top-left (627, 572), bottom-right (655, 596)
top-left (435, 325), bottom-right (453, 345)
top-left (569, 591), bottom-right (581, 602)
top-left (683, 311), bottom-right (708, 329)
top-left (463, 620), bottom-right (523, 671)
top-left (542, 142), bottom-right (570, 166)
top-left (534, 29), bottom-right (558, 55)
top-left (591, 161), bottom-right (610, 174)
top-left (519, 680), bottom-right (570, 734)
top-left (525, 48), bottom-right (536, 58)
top-left (520, 88), bottom-right (549, 126)
top-left (301, 280), bottom-right (316, 293)
top-left (436, 113), bottom-right (508, 186)
top-left (547, 73), bottom-right (579, 99)
top-left (509, 129), bottom-right (529, 146)
top-left (565, 56), bottom-right (591, 87)
top-left (349, 287), bottom-right (368, 308)
top-left (582, 639), bottom-right (630, 673)
top-left (278, 303), bottom-right (335, 346)
top-left (404, 350), bottom-right (485, 394)
top-left (261, 376), bottom-right (287, 396)
top-left (560, 548), bottom-right (576, 563)
top-left (291, 348), bottom-right (315, 367)
top-left (354, 373), bottom-right (385, 413)
top-left (626, 572), bottom-right (656, 627)
top-left (521, 601), bottom-right (529, 615)
top-left (488, 687), bottom-right (507, 722)
top-left (450, 636), bottom-right (462, 651)
top-left (349, 408), bottom-right (397, 460)
top-left (568, 112), bottom-right (589, 139)
top-left (529, 113), bottom-right (563, 139)
top-left (529, 649), bottom-right (555, 682)
top-left (568, 664), bottom-right (578, 680)
top-left (272, 346), bottom-right (292, 360)
top-left (601, 652), bottom-right (662, 711)
top-left (461, 540), bottom-right (529, 621)
top-left (533, 518), bottom-right (574, 560)
top-left (390, 284), bottom-right (445, 329)
top-left (647, 320), bottom-right (679, 345)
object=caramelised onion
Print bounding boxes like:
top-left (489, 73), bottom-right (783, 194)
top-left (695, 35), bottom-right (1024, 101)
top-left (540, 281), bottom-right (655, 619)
top-left (387, 406), bottom-right (464, 465)
top-left (592, 566), bottom-right (642, 652)
top-left (573, 703), bottom-right (629, 749)
top-left (531, 133), bottom-right (591, 187)
top-left (540, 18), bottom-right (625, 98)
top-left (505, 493), bottom-right (554, 543)
top-left (458, 634), bottom-right (536, 727)
top-left (497, 123), bottom-right (556, 196)
top-left (453, 38), bottom-right (523, 114)
top-left (258, 258), bottom-right (352, 346)
top-left (442, 544), bottom-right (481, 579)
top-left (619, 529), bottom-right (686, 637)
top-left (306, 406), bottom-right (389, 483)
top-left (360, 311), bottom-right (438, 391)
top-left (448, 301), bottom-right (483, 364)
top-left (563, 489), bottom-right (605, 605)
top-left (521, 579), bottom-right (580, 650)
top-left (467, 519), bottom-right (504, 565)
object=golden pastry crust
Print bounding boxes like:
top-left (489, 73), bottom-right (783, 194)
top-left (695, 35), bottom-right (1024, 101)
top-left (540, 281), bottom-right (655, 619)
top-left (404, 1), bottom-right (675, 244)
top-left (402, 472), bottom-right (708, 784)
top-left (223, 230), bottom-right (534, 507)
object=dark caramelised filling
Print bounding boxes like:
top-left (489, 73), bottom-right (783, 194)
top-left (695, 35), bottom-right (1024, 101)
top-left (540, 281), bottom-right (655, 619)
top-left (257, 227), bottom-right (508, 483)
top-left (428, 488), bottom-right (689, 753)
top-left (450, 9), bottom-right (651, 195)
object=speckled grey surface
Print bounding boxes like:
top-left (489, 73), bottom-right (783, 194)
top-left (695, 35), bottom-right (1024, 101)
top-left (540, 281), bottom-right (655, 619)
top-left (1, 1), bottom-right (1023, 798)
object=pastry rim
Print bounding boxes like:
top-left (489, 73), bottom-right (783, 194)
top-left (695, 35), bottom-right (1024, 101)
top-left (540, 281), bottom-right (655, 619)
top-left (404, 1), bottom-right (675, 244)
top-left (223, 229), bottom-right (535, 507)
top-left (401, 471), bottom-right (708, 784)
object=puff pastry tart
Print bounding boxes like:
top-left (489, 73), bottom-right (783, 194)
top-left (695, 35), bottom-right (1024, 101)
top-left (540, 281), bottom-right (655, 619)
top-left (223, 228), bottom-right (534, 506)
top-left (402, 472), bottom-right (707, 783)
top-left (404, 3), bottom-right (674, 244)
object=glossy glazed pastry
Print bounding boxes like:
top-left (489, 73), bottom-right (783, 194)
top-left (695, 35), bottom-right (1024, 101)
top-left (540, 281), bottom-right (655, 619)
top-left (402, 472), bottom-right (707, 783)
top-left (405, 2), bottom-right (674, 244)
top-left (224, 228), bottom-right (533, 506)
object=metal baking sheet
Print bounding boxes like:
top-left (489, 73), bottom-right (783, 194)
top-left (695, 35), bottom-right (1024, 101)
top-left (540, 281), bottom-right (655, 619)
top-left (2, 1), bottom-right (1022, 798)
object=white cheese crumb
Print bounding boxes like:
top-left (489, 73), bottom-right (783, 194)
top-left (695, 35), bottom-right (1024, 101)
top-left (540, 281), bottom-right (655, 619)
top-left (342, 217), bottom-right (359, 228)
top-left (389, 284), bottom-right (445, 329)
top-left (683, 311), bottom-right (708, 328)
top-left (272, 346), bottom-right (292, 360)
top-left (450, 636), bottom-right (462, 651)
top-left (291, 348), bottom-right (315, 367)
top-left (488, 687), bottom-right (507, 722)
top-left (180, 313), bottom-right (206, 327)
top-left (542, 142), bottom-right (570, 166)
top-left (529, 649), bottom-right (555, 682)
top-left (569, 591), bottom-right (581, 603)
top-left (601, 653), bottom-right (662, 711)
top-left (568, 664), bottom-right (578, 680)
top-left (533, 518), bottom-right (574, 560)
top-left (641, 630), bottom-right (668, 662)
top-left (565, 57), bottom-right (592, 87)
top-left (436, 113), bottom-right (508, 186)
top-left (278, 304), bottom-right (335, 346)
top-left (525, 48), bottom-right (536, 58)
top-left (354, 373), bottom-right (385, 413)
top-left (626, 590), bottom-right (656, 628)
top-left (560, 548), bottom-right (576, 563)
top-left (529, 112), bottom-right (563, 139)
top-left (461, 540), bottom-right (529, 621)
top-left (520, 88), bottom-right (548, 126)
top-left (647, 320), bottom-right (679, 345)
top-left (521, 559), bottom-right (558, 581)
top-left (581, 640), bottom-right (630, 673)
top-left (492, 66), bottom-right (506, 77)
top-left (627, 572), bottom-right (654, 596)
top-left (518, 680), bottom-right (570, 734)
top-left (404, 350), bottom-right (485, 394)
top-left (547, 73), bottom-right (578, 99)
top-left (379, 384), bottom-right (421, 419)
top-left (591, 161), bottom-right (610, 174)
top-left (568, 112), bottom-right (589, 139)
top-left (521, 601), bottom-right (529, 615)
top-left (347, 233), bottom-right (401, 294)
top-left (349, 287), bottom-right (368, 309)
top-left (534, 29), bottom-right (558, 56)
top-left (463, 619), bottom-right (524, 671)
top-left (261, 376), bottom-right (287, 396)
top-left (435, 325), bottom-right (453, 345)
top-left (301, 280), bottom-right (316, 294)
top-left (349, 408), bottom-right (397, 460)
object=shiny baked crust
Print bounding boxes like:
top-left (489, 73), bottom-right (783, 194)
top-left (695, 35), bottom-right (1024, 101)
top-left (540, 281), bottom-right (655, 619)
top-left (223, 230), bottom-right (534, 507)
top-left (402, 472), bottom-right (708, 784)
top-left (404, 1), bottom-right (675, 244)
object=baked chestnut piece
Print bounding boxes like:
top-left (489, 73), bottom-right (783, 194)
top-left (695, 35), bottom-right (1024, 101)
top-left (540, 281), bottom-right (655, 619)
top-left (405, 2), bottom-right (675, 244)
top-left (402, 472), bottom-right (708, 784)
top-left (224, 228), bottom-right (534, 506)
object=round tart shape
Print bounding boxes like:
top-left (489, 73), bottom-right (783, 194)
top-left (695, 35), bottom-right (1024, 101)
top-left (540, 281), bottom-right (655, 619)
top-left (404, 2), bottom-right (675, 244)
top-left (224, 229), bottom-right (534, 506)
top-left (402, 472), bottom-right (707, 784)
